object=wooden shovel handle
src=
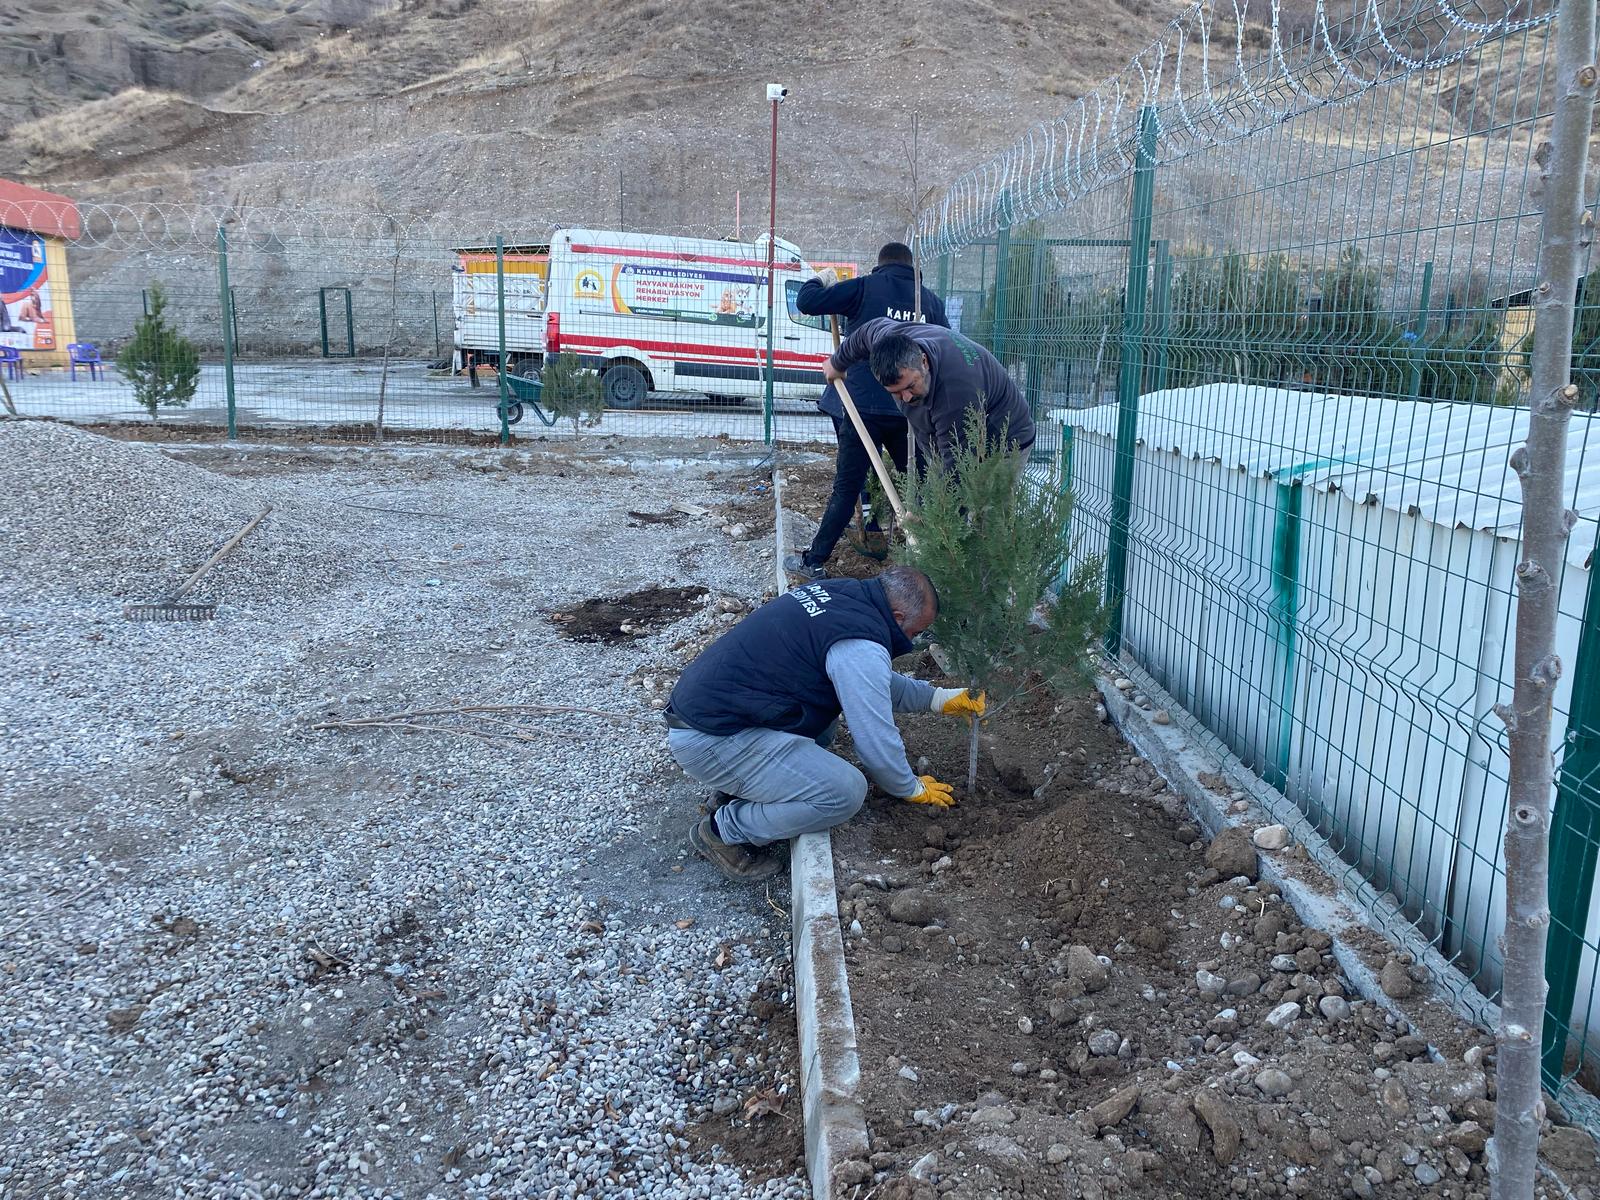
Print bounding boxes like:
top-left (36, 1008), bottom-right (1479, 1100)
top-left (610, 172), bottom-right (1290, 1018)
top-left (172, 505), bottom-right (273, 599)
top-left (828, 317), bottom-right (910, 529)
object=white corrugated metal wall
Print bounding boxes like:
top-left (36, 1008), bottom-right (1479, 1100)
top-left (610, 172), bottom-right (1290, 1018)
top-left (1063, 384), bottom-right (1596, 1043)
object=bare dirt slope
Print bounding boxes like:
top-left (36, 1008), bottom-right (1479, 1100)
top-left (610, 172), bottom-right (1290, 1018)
top-left (1, 0), bottom-right (1181, 246)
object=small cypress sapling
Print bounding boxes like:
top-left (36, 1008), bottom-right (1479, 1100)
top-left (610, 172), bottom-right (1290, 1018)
top-left (117, 283), bottom-right (200, 419)
top-left (540, 352), bottom-right (605, 432)
top-left (894, 410), bottom-right (1104, 794)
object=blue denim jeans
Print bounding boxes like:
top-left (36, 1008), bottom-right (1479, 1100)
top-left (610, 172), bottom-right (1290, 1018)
top-left (667, 722), bottom-right (866, 846)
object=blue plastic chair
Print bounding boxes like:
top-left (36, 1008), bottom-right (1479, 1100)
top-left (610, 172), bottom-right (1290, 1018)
top-left (68, 342), bottom-right (104, 381)
top-left (0, 346), bottom-right (20, 381)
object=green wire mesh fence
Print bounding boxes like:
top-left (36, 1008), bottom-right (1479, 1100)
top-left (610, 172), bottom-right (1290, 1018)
top-left (3, 208), bottom-right (892, 447)
top-left (922, 0), bottom-right (1600, 1104)
top-left (5, 0), bottom-right (1598, 1116)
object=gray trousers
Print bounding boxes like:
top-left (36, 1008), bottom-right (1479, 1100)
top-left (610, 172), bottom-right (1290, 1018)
top-left (667, 723), bottom-right (867, 847)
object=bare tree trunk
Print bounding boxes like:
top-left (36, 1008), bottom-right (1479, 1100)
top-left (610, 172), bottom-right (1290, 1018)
top-left (374, 224), bottom-right (403, 444)
top-left (966, 713), bottom-right (979, 796)
top-left (1492, 8), bottom-right (1598, 1198)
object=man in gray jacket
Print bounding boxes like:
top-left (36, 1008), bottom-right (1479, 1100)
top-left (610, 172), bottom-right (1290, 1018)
top-left (824, 318), bottom-right (1035, 476)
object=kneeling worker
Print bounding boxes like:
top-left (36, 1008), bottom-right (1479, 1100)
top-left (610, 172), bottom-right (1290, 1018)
top-left (663, 565), bottom-right (986, 880)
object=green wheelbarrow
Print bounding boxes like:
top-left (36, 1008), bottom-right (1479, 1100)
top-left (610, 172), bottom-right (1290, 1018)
top-left (500, 366), bottom-right (561, 427)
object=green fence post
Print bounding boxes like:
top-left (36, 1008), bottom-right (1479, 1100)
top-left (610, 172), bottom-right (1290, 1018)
top-left (992, 192), bottom-right (1012, 363)
top-left (496, 236), bottom-right (511, 446)
top-left (1104, 105), bottom-right (1159, 658)
top-left (1542, 527), bottom-right (1600, 1090)
top-left (318, 289), bottom-right (331, 358)
top-left (1151, 240), bottom-right (1172, 393)
top-left (936, 252), bottom-right (951, 301)
top-left (1267, 479), bottom-right (1304, 791)
top-left (344, 289), bottom-right (355, 359)
top-left (1406, 259), bottom-right (1435, 401)
top-left (432, 290), bottom-right (442, 362)
top-left (1025, 238), bottom-right (1045, 419)
top-left (216, 225), bottom-right (237, 439)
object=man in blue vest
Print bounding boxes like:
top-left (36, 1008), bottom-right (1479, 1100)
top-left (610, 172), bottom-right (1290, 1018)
top-left (783, 244), bottom-right (948, 580)
top-left (664, 565), bottom-right (986, 880)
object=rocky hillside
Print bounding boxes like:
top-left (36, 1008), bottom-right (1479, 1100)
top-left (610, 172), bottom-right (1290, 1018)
top-left (0, 0), bottom-right (1182, 249)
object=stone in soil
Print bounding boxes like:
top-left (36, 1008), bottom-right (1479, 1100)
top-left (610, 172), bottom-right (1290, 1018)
top-left (1066, 944), bottom-right (1110, 992)
top-left (1203, 826), bottom-right (1258, 881)
top-left (1252, 823), bottom-right (1292, 850)
top-left (888, 890), bottom-right (942, 926)
top-left (1192, 1089), bottom-right (1241, 1166)
top-left (1380, 958), bottom-right (1415, 998)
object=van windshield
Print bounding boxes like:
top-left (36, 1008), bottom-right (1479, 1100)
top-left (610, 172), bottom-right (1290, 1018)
top-left (785, 280), bottom-right (827, 332)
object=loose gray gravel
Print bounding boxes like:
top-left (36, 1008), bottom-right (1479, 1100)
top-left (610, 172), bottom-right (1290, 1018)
top-left (0, 423), bottom-right (809, 1199)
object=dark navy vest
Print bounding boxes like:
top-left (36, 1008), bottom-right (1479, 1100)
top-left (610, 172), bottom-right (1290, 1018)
top-left (669, 576), bottom-right (913, 738)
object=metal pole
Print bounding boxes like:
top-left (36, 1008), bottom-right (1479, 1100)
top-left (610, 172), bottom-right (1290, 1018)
top-left (432, 290), bottom-right (442, 362)
top-left (217, 225), bottom-right (237, 439)
top-left (1104, 105), bottom-right (1159, 659)
top-left (319, 289), bottom-right (331, 358)
top-left (496, 235), bottom-right (511, 446)
top-left (992, 193), bottom-right (1012, 363)
top-left (344, 289), bottom-right (355, 359)
top-left (1152, 240), bottom-right (1173, 393)
top-left (1024, 237), bottom-right (1045, 421)
top-left (763, 95), bottom-right (779, 445)
top-left (1406, 259), bottom-right (1434, 400)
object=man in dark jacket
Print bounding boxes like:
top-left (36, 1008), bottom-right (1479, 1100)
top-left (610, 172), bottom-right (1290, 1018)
top-left (825, 318), bottom-right (1035, 477)
top-left (783, 244), bottom-right (948, 580)
top-left (664, 566), bottom-right (985, 880)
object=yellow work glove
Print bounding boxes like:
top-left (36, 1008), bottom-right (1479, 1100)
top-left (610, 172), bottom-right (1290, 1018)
top-left (931, 687), bottom-right (986, 719)
top-left (903, 775), bottom-right (956, 808)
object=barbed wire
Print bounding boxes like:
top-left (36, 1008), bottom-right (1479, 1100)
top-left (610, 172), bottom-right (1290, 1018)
top-left (916, 0), bottom-right (1553, 255)
top-left (6, 196), bottom-right (895, 263)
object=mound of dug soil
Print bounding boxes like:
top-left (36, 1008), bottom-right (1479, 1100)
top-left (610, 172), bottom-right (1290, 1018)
top-left (832, 690), bottom-right (1600, 1200)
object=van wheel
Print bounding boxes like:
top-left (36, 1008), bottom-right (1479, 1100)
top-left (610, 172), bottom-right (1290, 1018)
top-left (602, 362), bottom-right (649, 409)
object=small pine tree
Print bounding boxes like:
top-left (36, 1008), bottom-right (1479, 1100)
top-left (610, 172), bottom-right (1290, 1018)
top-left (895, 410), bottom-right (1105, 793)
top-left (117, 284), bottom-right (199, 419)
top-left (540, 352), bottom-right (605, 432)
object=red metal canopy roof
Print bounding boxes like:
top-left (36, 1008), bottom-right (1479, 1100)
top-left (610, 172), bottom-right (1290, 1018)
top-left (0, 178), bottom-right (82, 241)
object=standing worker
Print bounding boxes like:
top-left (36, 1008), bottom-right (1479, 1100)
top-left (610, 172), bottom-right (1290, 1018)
top-left (663, 566), bottom-right (986, 880)
top-left (824, 317), bottom-right (1036, 478)
top-left (782, 243), bottom-right (948, 581)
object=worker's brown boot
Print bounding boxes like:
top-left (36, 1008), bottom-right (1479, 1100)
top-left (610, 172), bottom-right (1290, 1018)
top-left (688, 815), bottom-right (782, 882)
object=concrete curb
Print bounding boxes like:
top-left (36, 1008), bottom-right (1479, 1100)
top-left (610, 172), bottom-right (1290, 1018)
top-left (1094, 664), bottom-right (1600, 1130)
top-left (771, 467), bottom-right (872, 1198)
top-left (791, 831), bottom-right (872, 1199)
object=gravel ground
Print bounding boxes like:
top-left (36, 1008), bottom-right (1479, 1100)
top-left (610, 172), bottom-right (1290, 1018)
top-left (0, 423), bottom-right (810, 1199)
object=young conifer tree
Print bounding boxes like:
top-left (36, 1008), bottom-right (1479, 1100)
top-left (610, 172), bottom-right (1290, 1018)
top-left (117, 284), bottom-right (199, 419)
top-left (894, 410), bottom-right (1104, 793)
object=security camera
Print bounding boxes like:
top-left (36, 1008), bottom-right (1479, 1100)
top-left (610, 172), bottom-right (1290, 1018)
top-left (766, 84), bottom-right (789, 102)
